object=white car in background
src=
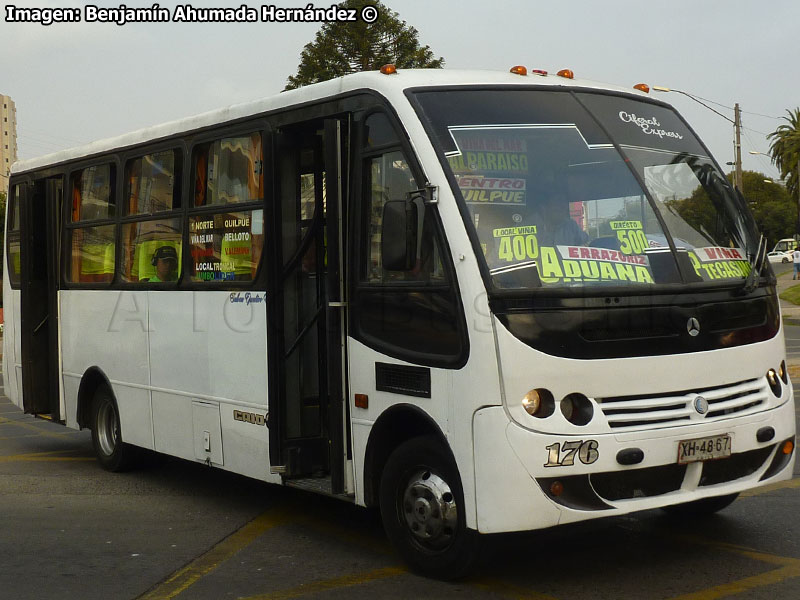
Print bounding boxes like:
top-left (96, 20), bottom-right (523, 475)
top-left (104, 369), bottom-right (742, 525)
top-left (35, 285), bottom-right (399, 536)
top-left (767, 250), bottom-right (793, 264)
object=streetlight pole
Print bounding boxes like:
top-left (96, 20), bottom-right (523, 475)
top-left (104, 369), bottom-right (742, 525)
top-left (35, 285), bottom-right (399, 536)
top-left (652, 86), bottom-right (743, 191)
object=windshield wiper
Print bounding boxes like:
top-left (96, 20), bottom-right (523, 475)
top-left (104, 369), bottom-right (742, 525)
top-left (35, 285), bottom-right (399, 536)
top-left (740, 234), bottom-right (766, 294)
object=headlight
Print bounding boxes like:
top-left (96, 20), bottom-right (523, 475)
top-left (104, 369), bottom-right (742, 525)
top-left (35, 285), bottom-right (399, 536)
top-left (560, 393), bottom-right (594, 426)
top-left (522, 388), bottom-right (554, 418)
top-left (767, 369), bottom-right (782, 397)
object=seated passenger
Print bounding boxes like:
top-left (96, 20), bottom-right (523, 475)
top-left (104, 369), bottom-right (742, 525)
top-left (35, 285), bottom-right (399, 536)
top-left (148, 246), bottom-right (178, 282)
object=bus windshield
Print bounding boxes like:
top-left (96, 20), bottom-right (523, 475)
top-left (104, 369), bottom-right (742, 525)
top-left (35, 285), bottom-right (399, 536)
top-left (414, 89), bottom-right (757, 291)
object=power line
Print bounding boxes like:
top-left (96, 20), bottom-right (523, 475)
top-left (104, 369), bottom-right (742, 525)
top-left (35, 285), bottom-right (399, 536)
top-left (742, 125), bottom-right (772, 136)
top-left (661, 89), bottom-right (782, 123)
top-left (740, 109), bottom-right (782, 120)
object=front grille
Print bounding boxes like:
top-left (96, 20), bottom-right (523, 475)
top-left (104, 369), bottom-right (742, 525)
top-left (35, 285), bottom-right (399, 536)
top-left (597, 378), bottom-right (768, 431)
top-left (700, 446), bottom-right (774, 486)
top-left (590, 463), bottom-right (687, 501)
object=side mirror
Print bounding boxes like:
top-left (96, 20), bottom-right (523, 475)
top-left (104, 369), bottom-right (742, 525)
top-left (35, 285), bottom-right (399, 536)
top-left (381, 199), bottom-right (418, 271)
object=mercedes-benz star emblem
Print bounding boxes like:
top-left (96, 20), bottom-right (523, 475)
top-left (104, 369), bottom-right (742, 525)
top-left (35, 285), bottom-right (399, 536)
top-left (687, 317), bottom-right (701, 337)
top-left (694, 396), bottom-right (709, 415)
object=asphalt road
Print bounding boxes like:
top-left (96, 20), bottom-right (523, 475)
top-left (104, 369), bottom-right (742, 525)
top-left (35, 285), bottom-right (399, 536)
top-left (2, 373), bottom-right (800, 599)
top-left (785, 324), bottom-right (800, 361)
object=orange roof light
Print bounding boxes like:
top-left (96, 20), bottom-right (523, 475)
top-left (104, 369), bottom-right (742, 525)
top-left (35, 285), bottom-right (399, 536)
top-left (531, 69), bottom-right (548, 76)
top-left (557, 69), bottom-right (574, 79)
top-left (380, 64), bottom-right (397, 75)
top-left (634, 83), bottom-right (650, 93)
top-left (509, 65), bottom-right (528, 76)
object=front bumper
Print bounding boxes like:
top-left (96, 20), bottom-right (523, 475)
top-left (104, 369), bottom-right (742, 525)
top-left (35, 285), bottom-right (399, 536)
top-left (472, 397), bottom-right (795, 534)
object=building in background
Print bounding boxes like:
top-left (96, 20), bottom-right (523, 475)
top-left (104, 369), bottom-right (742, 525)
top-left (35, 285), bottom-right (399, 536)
top-left (0, 93), bottom-right (18, 193)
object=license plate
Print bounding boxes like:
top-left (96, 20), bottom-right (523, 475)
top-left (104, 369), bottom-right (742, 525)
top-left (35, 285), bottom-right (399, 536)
top-left (677, 434), bottom-right (731, 464)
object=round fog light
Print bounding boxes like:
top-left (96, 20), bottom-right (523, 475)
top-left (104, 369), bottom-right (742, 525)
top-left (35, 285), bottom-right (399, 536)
top-left (561, 393), bottom-right (594, 426)
top-left (550, 481), bottom-right (564, 496)
top-left (783, 440), bottom-right (794, 455)
top-left (522, 388), bottom-right (555, 418)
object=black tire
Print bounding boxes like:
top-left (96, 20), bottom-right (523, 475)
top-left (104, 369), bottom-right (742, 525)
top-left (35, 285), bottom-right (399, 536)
top-left (783, 257), bottom-right (790, 264)
top-left (379, 435), bottom-right (480, 580)
top-left (661, 492), bottom-right (739, 516)
top-left (90, 387), bottom-right (138, 472)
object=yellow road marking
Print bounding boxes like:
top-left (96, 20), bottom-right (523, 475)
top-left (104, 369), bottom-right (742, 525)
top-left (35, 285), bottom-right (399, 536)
top-left (669, 562), bottom-right (800, 599)
top-left (0, 430), bottom-right (85, 441)
top-left (139, 507), bottom-right (293, 600)
top-left (740, 477), bottom-right (800, 497)
top-left (469, 578), bottom-right (559, 600)
top-left (0, 415), bottom-right (74, 438)
top-left (664, 534), bottom-right (800, 599)
top-left (292, 512), bottom-right (392, 557)
top-left (240, 566), bottom-right (406, 600)
top-left (0, 450), bottom-right (93, 462)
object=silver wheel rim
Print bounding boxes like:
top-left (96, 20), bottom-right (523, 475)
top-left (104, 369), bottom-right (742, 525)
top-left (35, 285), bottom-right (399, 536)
top-left (401, 470), bottom-right (458, 550)
top-left (97, 401), bottom-right (118, 456)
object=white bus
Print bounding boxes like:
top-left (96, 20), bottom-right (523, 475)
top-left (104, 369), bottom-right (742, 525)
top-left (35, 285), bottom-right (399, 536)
top-left (4, 67), bottom-right (795, 579)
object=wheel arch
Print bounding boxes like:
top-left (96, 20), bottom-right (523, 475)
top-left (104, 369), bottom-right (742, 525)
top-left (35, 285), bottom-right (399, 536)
top-left (76, 366), bottom-right (113, 429)
top-left (362, 404), bottom-right (451, 508)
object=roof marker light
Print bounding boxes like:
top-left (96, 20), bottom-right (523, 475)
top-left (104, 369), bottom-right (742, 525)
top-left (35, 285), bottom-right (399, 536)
top-left (557, 69), bottom-right (574, 79)
top-left (380, 64), bottom-right (397, 75)
top-left (509, 65), bottom-right (528, 76)
top-left (634, 83), bottom-right (650, 93)
top-left (531, 69), bottom-right (548, 76)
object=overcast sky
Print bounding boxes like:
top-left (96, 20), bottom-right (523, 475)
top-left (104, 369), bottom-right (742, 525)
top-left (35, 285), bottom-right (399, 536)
top-left (3, 0), bottom-right (798, 180)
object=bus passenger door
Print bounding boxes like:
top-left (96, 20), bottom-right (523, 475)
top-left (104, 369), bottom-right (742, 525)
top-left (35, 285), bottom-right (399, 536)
top-left (269, 117), bottom-right (350, 494)
top-left (19, 177), bottom-right (63, 418)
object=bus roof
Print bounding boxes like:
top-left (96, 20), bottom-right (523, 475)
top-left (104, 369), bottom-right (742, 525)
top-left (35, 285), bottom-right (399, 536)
top-left (11, 69), bottom-right (651, 175)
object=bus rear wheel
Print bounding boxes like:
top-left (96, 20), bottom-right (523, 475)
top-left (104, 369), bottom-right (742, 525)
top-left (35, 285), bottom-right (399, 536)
top-left (379, 435), bottom-right (480, 580)
top-left (661, 493), bottom-right (739, 516)
top-left (90, 387), bottom-right (137, 472)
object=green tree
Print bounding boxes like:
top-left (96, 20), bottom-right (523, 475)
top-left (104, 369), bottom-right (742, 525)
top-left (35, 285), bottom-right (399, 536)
top-left (664, 171), bottom-right (794, 249)
top-left (740, 170), bottom-right (796, 247)
top-left (285, 0), bottom-right (444, 90)
top-left (767, 108), bottom-right (800, 231)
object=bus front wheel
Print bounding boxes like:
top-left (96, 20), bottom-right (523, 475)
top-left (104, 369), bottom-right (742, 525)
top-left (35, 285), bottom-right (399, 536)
top-left (90, 387), bottom-right (137, 472)
top-left (379, 435), bottom-right (480, 580)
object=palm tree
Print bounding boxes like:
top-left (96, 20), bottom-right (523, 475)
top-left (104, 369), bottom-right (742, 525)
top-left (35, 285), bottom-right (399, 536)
top-left (768, 108), bottom-right (800, 231)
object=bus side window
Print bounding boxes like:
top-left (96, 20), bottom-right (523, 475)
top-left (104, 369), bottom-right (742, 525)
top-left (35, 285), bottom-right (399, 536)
top-left (189, 132), bottom-right (265, 283)
top-left (354, 135), bottom-right (465, 366)
top-left (365, 151), bottom-right (445, 284)
top-left (120, 220), bottom-right (182, 283)
top-left (193, 133), bottom-right (263, 207)
top-left (6, 183), bottom-right (22, 288)
top-left (125, 150), bottom-right (181, 215)
top-left (67, 164), bottom-right (116, 284)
